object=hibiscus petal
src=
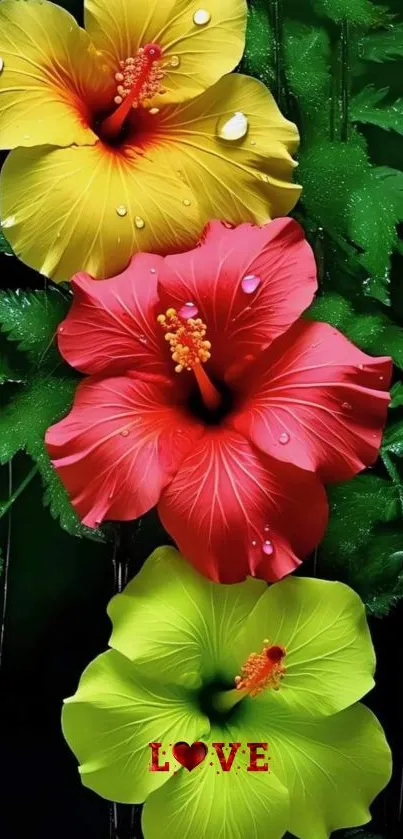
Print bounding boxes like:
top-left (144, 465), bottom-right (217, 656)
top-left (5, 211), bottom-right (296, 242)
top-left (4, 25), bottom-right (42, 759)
top-left (58, 254), bottom-right (168, 378)
top-left (156, 73), bottom-right (301, 223)
top-left (142, 722), bottom-right (289, 839)
top-left (158, 429), bottom-right (328, 583)
top-left (247, 702), bottom-right (391, 839)
top-left (158, 218), bottom-right (316, 380)
top-left (62, 649), bottom-right (209, 803)
top-left (85, 0), bottom-right (247, 104)
top-left (233, 320), bottom-right (391, 482)
top-left (0, 0), bottom-right (113, 149)
top-left (108, 546), bottom-right (266, 689)
top-left (45, 374), bottom-right (202, 527)
top-left (0, 142), bottom-right (199, 281)
top-left (237, 577), bottom-right (375, 717)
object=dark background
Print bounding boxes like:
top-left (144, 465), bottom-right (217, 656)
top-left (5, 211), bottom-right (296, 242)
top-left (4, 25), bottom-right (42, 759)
top-left (1, 0), bottom-right (403, 837)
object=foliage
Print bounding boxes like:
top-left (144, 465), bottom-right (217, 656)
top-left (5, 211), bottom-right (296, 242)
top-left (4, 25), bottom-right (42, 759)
top-left (245, 0), bottom-right (403, 618)
top-left (0, 286), bottom-right (104, 540)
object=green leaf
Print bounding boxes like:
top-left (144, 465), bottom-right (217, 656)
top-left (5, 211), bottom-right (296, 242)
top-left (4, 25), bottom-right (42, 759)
top-left (320, 475), bottom-right (403, 616)
top-left (283, 23), bottom-right (331, 133)
top-left (390, 382), bottom-right (403, 409)
top-left (348, 166), bottom-right (403, 304)
top-left (360, 23), bottom-right (403, 62)
top-left (241, 0), bottom-right (274, 87)
top-left (0, 288), bottom-right (70, 367)
top-left (0, 227), bottom-right (13, 255)
top-left (0, 373), bottom-right (101, 538)
top-left (311, 0), bottom-right (389, 26)
top-left (308, 291), bottom-right (403, 369)
top-left (351, 86), bottom-right (403, 135)
top-left (0, 351), bottom-right (24, 385)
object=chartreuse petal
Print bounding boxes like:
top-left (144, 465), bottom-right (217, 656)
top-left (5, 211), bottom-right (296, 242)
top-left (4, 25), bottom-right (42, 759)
top-left (85, 0), bottom-right (247, 105)
top-left (0, 145), bottom-right (199, 281)
top-left (247, 699), bottom-right (391, 839)
top-left (237, 577), bottom-right (375, 717)
top-left (0, 0), bottom-right (112, 150)
top-left (62, 649), bottom-right (209, 803)
top-left (142, 722), bottom-right (289, 839)
top-left (108, 547), bottom-right (266, 690)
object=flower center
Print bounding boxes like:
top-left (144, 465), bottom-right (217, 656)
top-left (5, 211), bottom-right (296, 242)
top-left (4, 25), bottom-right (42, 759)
top-left (100, 43), bottom-right (170, 140)
top-left (157, 307), bottom-right (221, 412)
top-left (235, 642), bottom-right (286, 697)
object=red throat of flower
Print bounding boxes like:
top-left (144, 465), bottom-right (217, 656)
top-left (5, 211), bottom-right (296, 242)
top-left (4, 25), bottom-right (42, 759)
top-left (157, 307), bottom-right (221, 412)
top-left (235, 642), bottom-right (286, 697)
top-left (101, 43), bottom-right (165, 140)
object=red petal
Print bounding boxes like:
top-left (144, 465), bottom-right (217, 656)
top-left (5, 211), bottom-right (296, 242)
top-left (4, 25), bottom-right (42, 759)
top-left (158, 429), bottom-right (328, 583)
top-left (157, 219), bottom-right (317, 381)
top-left (58, 252), bottom-right (169, 378)
top-left (233, 320), bottom-right (392, 482)
top-left (45, 374), bottom-right (203, 527)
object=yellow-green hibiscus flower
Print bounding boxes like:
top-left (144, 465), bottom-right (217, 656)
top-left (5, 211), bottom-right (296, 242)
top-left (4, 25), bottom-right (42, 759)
top-left (0, 0), bottom-right (300, 282)
top-left (63, 548), bottom-right (391, 839)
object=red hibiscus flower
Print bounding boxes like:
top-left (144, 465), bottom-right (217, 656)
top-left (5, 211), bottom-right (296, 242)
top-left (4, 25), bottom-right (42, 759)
top-left (46, 220), bottom-right (391, 583)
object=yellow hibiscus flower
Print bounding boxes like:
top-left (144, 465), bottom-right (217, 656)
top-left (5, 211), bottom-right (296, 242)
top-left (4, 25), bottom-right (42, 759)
top-left (0, 0), bottom-right (300, 281)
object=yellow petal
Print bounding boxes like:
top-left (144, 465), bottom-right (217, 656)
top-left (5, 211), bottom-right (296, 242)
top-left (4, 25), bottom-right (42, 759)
top-left (0, 142), bottom-right (200, 281)
top-left (154, 73), bottom-right (301, 222)
top-left (84, 0), bottom-right (247, 104)
top-left (0, 0), bottom-right (114, 149)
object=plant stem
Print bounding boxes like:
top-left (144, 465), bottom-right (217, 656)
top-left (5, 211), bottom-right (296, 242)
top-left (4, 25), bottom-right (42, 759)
top-left (340, 20), bottom-right (349, 142)
top-left (0, 462), bottom-right (13, 668)
top-left (0, 464), bottom-right (39, 520)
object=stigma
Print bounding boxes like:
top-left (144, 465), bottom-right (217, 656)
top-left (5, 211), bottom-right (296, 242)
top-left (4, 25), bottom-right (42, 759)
top-left (101, 43), bottom-right (178, 140)
top-left (235, 642), bottom-right (286, 697)
top-left (157, 308), bottom-right (211, 374)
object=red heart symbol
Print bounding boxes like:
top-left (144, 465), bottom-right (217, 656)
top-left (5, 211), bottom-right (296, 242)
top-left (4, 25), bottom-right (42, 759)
top-left (172, 741), bottom-right (208, 771)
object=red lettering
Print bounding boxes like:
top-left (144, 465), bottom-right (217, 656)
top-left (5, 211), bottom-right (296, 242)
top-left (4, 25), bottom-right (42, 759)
top-left (212, 742), bottom-right (241, 772)
top-left (149, 742), bottom-right (170, 772)
top-left (247, 742), bottom-right (269, 772)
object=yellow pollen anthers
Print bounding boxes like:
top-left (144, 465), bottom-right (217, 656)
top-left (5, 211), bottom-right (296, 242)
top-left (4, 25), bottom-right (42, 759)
top-left (157, 308), bottom-right (212, 374)
top-left (114, 47), bottom-right (180, 108)
top-left (235, 642), bottom-right (286, 697)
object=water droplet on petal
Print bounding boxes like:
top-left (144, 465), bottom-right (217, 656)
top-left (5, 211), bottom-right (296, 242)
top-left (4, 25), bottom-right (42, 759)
top-left (58, 325), bottom-right (64, 333)
top-left (193, 9), bottom-right (211, 26)
top-left (262, 540), bottom-right (274, 556)
top-left (139, 334), bottom-right (147, 344)
top-left (279, 432), bottom-right (290, 445)
top-left (241, 273), bottom-right (261, 294)
top-left (342, 402), bottom-right (352, 410)
top-left (149, 107), bottom-right (160, 115)
top-left (379, 375), bottom-right (384, 381)
top-left (359, 363), bottom-right (364, 370)
top-left (264, 525), bottom-right (270, 532)
top-left (116, 205), bottom-right (127, 217)
top-left (183, 198), bottom-right (191, 206)
top-left (251, 140), bottom-right (256, 146)
top-left (217, 111), bottom-right (249, 142)
top-left (179, 302), bottom-right (199, 319)
top-left (169, 55), bottom-right (181, 68)
top-left (135, 216), bottom-right (145, 229)
top-left (120, 429), bottom-right (130, 437)
top-left (150, 267), bottom-right (157, 274)
top-left (0, 58), bottom-right (4, 74)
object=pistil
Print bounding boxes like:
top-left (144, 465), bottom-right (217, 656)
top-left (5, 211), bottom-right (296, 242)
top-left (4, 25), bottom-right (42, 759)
top-left (211, 642), bottom-right (287, 713)
top-left (100, 43), bottom-right (164, 140)
top-left (157, 307), bottom-right (221, 412)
